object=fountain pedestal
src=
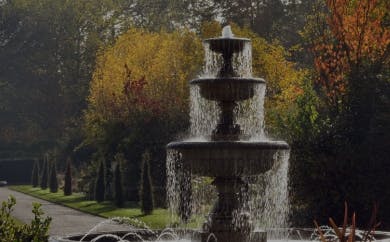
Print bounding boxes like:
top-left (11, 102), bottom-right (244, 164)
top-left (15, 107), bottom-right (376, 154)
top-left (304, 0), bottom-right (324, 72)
top-left (199, 177), bottom-right (267, 242)
top-left (207, 177), bottom-right (248, 232)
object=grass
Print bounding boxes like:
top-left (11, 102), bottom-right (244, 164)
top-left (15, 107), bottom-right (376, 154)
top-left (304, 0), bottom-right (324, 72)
top-left (9, 185), bottom-right (173, 229)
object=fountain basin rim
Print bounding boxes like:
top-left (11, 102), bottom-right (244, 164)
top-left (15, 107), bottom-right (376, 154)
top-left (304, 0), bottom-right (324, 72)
top-left (167, 140), bottom-right (289, 150)
top-left (204, 37), bottom-right (251, 43)
top-left (190, 77), bottom-right (265, 84)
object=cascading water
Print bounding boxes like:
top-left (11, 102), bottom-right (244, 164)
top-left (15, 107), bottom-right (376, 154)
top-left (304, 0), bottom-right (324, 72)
top-left (250, 150), bottom-right (290, 237)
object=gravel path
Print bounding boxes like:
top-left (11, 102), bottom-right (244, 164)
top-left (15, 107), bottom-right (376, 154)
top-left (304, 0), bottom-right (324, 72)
top-left (0, 186), bottom-right (131, 236)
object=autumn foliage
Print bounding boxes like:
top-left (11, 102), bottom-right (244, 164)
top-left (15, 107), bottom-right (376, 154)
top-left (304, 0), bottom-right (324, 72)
top-left (86, 28), bottom-right (203, 130)
top-left (313, 0), bottom-right (390, 108)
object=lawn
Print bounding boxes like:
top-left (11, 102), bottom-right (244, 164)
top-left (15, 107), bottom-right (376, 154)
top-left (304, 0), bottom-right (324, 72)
top-left (9, 185), bottom-right (173, 229)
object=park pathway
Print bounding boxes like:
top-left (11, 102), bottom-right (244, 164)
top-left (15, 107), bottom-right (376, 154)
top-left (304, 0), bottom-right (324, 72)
top-left (0, 187), bottom-right (130, 236)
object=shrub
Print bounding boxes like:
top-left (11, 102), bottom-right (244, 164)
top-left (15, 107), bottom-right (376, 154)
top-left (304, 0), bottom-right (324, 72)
top-left (94, 160), bottom-right (105, 202)
top-left (64, 158), bottom-right (72, 196)
top-left (0, 196), bottom-right (51, 242)
top-left (49, 160), bottom-right (58, 193)
top-left (31, 160), bottom-right (39, 187)
top-left (40, 158), bottom-right (49, 190)
top-left (139, 150), bottom-right (154, 215)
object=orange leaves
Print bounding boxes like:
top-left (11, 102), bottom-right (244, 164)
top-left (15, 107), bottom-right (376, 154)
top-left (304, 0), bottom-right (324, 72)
top-left (313, 0), bottom-right (389, 106)
top-left (326, 0), bottom-right (389, 62)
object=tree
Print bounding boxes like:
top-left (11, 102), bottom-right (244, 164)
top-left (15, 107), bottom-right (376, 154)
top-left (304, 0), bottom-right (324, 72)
top-left (64, 158), bottom-right (72, 196)
top-left (139, 150), bottom-right (154, 215)
top-left (113, 154), bottom-right (124, 207)
top-left (49, 160), bottom-right (58, 193)
top-left (0, 0), bottom-right (127, 157)
top-left (94, 160), bottom-right (105, 202)
top-left (40, 156), bottom-right (49, 190)
top-left (31, 160), bottom-right (40, 187)
top-left (311, 0), bottom-right (389, 112)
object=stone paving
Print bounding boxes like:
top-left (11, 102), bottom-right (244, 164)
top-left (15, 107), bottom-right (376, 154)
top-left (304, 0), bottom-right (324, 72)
top-left (0, 186), bottom-right (130, 236)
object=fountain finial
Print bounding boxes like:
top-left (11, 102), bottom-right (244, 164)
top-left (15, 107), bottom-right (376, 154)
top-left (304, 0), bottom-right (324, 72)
top-left (222, 25), bottom-right (234, 38)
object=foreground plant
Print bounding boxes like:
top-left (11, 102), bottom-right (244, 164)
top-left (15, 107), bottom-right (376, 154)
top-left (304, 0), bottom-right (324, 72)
top-left (314, 202), bottom-right (380, 242)
top-left (0, 196), bottom-right (52, 242)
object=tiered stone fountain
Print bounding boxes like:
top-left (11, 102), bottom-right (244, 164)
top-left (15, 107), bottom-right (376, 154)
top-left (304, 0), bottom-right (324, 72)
top-left (167, 26), bottom-right (289, 242)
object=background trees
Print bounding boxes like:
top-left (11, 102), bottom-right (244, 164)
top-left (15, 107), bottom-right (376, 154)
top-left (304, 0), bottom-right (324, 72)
top-left (0, 0), bottom-right (126, 158)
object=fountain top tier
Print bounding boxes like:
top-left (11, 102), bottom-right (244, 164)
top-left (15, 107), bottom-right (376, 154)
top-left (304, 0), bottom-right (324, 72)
top-left (204, 26), bottom-right (250, 78)
top-left (189, 26), bottom-right (264, 140)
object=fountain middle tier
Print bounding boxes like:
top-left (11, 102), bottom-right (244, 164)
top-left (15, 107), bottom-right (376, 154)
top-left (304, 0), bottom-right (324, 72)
top-left (191, 77), bottom-right (264, 101)
top-left (167, 140), bottom-right (289, 177)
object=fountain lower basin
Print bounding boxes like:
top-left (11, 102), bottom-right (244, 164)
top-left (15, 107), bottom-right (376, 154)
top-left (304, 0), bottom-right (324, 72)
top-left (167, 140), bottom-right (289, 177)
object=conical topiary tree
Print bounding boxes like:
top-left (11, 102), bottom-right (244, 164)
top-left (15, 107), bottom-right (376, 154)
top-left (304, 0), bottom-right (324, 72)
top-left (114, 162), bottom-right (124, 207)
top-left (139, 150), bottom-right (154, 215)
top-left (95, 160), bottom-right (105, 202)
top-left (64, 158), bottom-right (72, 196)
top-left (40, 156), bottom-right (49, 190)
top-left (31, 159), bottom-right (40, 187)
top-left (49, 160), bottom-right (58, 193)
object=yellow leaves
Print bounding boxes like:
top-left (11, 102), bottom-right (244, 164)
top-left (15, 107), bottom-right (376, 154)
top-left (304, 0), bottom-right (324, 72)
top-left (200, 21), bottom-right (221, 38)
top-left (87, 28), bottom-right (203, 125)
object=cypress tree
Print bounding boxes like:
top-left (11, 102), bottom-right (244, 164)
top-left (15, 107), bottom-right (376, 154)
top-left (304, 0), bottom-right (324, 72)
top-left (40, 157), bottom-right (49, 189)
top-left (49, 160), bottom-right (58, 193)
top-left (64, 158), bottom-right (72, 196)
top-left (31, 160), bottom-right (40, 187)
top-left (139, 150), bottom-right (154, 215)
top-left (114, 163), bottom-right (124, 207)
top-left (95, 160), bottom-right (105, 202)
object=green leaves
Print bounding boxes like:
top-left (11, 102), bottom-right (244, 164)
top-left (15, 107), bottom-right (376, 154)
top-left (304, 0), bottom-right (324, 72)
top-left (0, 196), bottom-right (51, 242)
